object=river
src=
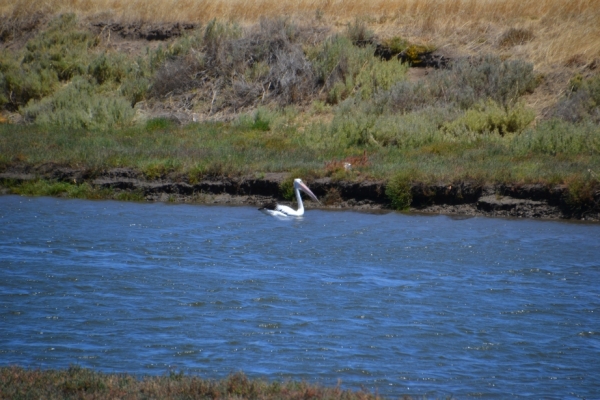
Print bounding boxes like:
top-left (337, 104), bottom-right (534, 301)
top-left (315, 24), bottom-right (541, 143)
top-left (1, 195), bottom-right (599, 398)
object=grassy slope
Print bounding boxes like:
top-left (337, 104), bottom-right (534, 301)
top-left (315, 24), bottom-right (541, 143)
top-left (4, 0), bottom-right (599, 75)
top-left (0, 0), bottom-right (599, 209)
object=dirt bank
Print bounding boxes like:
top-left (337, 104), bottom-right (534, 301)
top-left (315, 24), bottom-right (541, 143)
top-left (1, 163), bottom-right (599, 222)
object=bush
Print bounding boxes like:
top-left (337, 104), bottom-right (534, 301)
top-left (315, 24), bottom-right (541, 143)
top-left (90, 53), bottom-right (130, 85)
top-left (442, 100), bottom-right (535, 137)
top-left (386, 171), bottom-right (413, 210)
top-left (0, 14), bottom-right (100, 110)
top-left (23, 14), bottom-right (98, 80)
top-left (21, 77), bottom-right (135, 130)
top-left (327, 100), bottom-right (379, 146)
top-left (355, 57), bottom-right (407, 99)
top-left (310, 35), bottom-right (406, 104)
top-left (203, 19), bottom-right (242, 54)
top-left (329, 97), bottom-right (453, 148)
top-left (510, 119), bottom-right (600, 156)
top-left (380, 55), bottom-right (537, 113)
top-left (372, 107), bottom-right (452, 148)
top-left (310, 35), bottom-right (373, 104)
top-left (445, 55), bottom-right (537, 108)
top-left (374, 79), bottom-right (435, 114)
top-left (200, 18), bottom-right (317, 109)
top-left (0, 53), bottom-right (58, 109)
top-left (235, 108), bottom-right (272, 131)
top-left (563, 175), bottom-right (599, 217)
top-left (279, 178), bottom-right (295, 200)
top-left (151, 54), bottom-right (204, 97)
top-left (552, 74), bottom-right (600, 123)
top-left (120, 75), bottom-right (151, 106)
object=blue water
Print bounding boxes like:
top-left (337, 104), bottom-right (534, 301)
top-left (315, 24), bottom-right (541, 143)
top-left (1, 195), bottom-right (599, 399)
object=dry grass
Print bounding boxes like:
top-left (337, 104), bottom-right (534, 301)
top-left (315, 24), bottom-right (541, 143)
top-left (2, 0), bottom-right (599, 70)
top-left (1, 0), bottom-right (598, 118)
top-left (0, 366), bottom-right (385, 400)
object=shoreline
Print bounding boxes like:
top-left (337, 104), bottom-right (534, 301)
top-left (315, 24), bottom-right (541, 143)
top-left (2, 164), bottom-right (598, 222)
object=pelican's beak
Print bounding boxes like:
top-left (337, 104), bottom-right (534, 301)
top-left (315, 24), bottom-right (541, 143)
top-left (298, 181), bottom-right (320, 204)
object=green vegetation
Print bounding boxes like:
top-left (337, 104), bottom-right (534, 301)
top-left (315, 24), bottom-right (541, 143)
top-left (0, 14), bottom-right (599, 209)
top-left (386, 171), bottom-right (413, 211)
top-left (0, 366), bottom-right (384, 400)
top-left (3, 178), bottom-right (146, 201)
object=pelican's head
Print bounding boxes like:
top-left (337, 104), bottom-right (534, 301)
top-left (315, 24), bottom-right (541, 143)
top-left (293, 178), bottom-right (320, 203)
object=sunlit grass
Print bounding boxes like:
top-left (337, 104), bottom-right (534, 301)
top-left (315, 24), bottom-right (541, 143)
top-left (2, 115), bottom-right (598, 186)
top-left (3, 0), bottom-right (599, 73)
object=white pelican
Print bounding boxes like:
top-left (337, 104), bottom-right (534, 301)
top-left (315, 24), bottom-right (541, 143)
top-left (259, 178), bottom-right (320, 217)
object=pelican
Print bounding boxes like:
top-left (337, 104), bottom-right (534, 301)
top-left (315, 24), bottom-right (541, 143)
top-left (259, 178), bottom-right (320, 217)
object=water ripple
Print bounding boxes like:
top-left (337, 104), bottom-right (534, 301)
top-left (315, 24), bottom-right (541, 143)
top-left (0, 196), bottom-right (599, 398)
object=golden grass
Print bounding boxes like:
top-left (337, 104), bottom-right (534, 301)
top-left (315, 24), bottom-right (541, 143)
top-left (1, 0), bottom-right (598, 115)
top-left (2, 0), bottom-right (599, 72)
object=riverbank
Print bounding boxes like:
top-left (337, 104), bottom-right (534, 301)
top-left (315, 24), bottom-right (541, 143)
top-left (2, 163), bottom-right (598, 221)
top-left (0, 366), bottom-right (385, 399)
top-left (1, 2), bottom-right (599, 222)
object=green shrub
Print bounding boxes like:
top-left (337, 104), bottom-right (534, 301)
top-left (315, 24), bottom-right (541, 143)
top-left (372, 107), bottom-right (451, 148)
top-left (0, 50), bottom-right (59, 109)
top-left (510, 119), bottom-right (600, 156)
top-left (310, 35), bottom-right (373, 104)
top-left (442, 100), bottom-right (535, 137)
top-left (115, 189), bottom-right (146, 202)
top-left (23, 14), bottom-right (98, 81)
top-left (564, 175), bottom-right (599, 216)
top-left (310, 35), bottom-right (406, 104)
top-left (445, 55), bottom-right (537, 108)
top-left (142, 159), bottom-right (181, 179)
top-left (354, 57), bottom-right (407, 99)
top-left (386, 171), bottom-right (413, 210)
top-left (21, 77), bottom-right (135, 130)
top-left (0, 14), bottom-right (102, 110)
top-left (8, 179), bottom-right (116, 199)
top-left (120, 76), bottom-right (151, 106)
top-left (203, 19), bottom-right (242, 51)
top-left (380, 55), bottom-right (537, 113)
top-left (235, 108), bottom-right (273, 131)
top-left (279, 178), bottom-right (295, 200)
top-left (13, 180), bottom-right (71, 196)
top-left (90, 53), bottom-right (130, 85)
top-left (329, 101), bottom-right (452, 148)
top-left (552, 74), bottom-right (600, 123)
top-left (328, 101), bottom-right (379, 146)
top-left (166, 29), bottom-right (204, 58)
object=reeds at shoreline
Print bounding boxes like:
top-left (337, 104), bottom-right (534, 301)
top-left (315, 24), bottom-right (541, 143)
top-left (0, 366), bottom-right (385, 400)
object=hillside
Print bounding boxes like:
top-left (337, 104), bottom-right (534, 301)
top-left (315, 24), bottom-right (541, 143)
top-left (0, 0), bottom-right (599, 219)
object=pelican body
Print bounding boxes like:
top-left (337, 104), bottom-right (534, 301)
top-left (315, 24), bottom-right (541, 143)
top-left (259, 178), bottom-right (319, 217)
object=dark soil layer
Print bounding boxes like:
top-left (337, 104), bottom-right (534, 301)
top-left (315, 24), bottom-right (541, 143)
top-left (2, 163), bottom-right (599, 221)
